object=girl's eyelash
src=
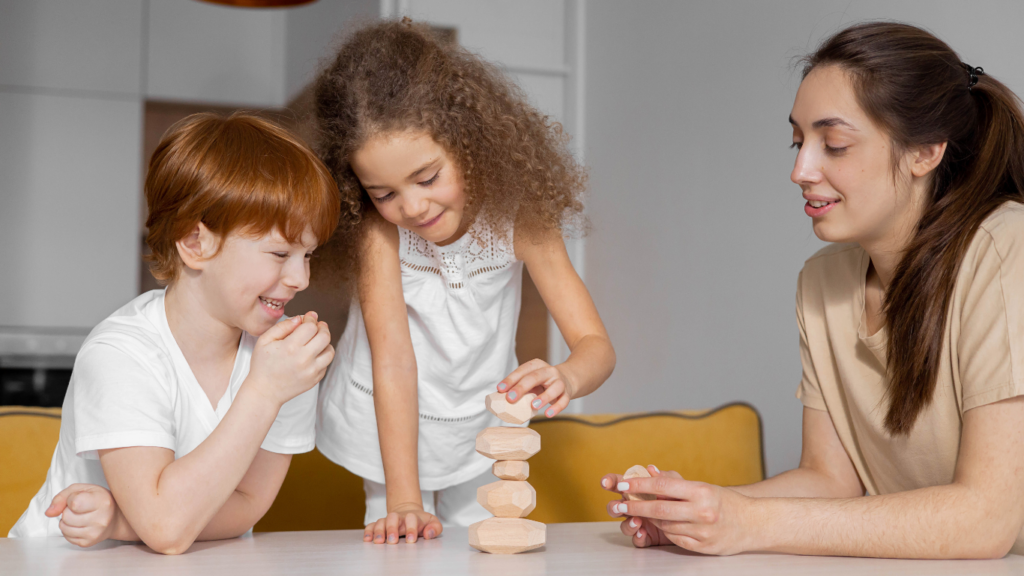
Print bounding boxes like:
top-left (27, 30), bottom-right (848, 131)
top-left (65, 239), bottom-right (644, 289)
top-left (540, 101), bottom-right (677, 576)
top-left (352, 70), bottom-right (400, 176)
top-left (825, 144), bottom-right (848, 154)
top-left (374, 191), bottom-right (395, 202)
top-left (420, 171), bottom-right (440, 186)
top-left (790, 142), bottom-right (802, 150)
top-left (273, 252), bottom-right (288, 258)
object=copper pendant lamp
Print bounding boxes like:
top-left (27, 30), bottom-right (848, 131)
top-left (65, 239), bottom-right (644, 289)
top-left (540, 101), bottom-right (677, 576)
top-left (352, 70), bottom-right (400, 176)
top-left (198, 0), bottom-right (318, 7)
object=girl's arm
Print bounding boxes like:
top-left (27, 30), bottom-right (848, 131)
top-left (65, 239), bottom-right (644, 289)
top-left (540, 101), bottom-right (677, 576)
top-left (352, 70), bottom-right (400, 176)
top-left (609, 396), bottom-right (1024, 559)
top-left (358, 213), bottom-right (443, 545)
top-left (77, 317), bottom-right (331, 554)
top-left (502, 229), bottom-right (616, 415)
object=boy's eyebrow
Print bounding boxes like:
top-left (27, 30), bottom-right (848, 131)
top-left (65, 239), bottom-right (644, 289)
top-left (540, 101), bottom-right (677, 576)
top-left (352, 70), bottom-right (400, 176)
top-left (789, 114), bottom-right (857, 130)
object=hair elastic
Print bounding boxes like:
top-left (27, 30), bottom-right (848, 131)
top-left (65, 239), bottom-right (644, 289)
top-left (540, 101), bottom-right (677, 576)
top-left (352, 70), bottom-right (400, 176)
top-left (962, 62), bottom-right (984, 90)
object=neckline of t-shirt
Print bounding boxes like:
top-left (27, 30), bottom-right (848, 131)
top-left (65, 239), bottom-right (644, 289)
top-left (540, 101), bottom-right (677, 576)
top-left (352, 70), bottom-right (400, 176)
top-left (856, 249), bottom-right (888, 350)
top-left (153, 290), bottom-right (249, 426)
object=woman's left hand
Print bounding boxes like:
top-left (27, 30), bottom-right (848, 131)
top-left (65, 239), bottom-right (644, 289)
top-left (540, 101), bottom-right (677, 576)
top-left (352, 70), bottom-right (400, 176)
top-left (497, 358), bottom-right (574, 418)
top-left (602, 467), bottom-right (759, 555)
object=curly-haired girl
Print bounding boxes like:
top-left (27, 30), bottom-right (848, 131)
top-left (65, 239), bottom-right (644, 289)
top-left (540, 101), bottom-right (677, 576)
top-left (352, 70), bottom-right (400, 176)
top-left (313, 19), bottom-right (616, 545)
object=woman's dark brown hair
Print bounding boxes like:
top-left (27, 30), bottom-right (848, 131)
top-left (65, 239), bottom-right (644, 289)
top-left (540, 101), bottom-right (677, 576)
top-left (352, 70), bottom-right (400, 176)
top-left (314, 19), bottom-right (586, 279)
top-left (804, 22), bottom-right (1024, 434)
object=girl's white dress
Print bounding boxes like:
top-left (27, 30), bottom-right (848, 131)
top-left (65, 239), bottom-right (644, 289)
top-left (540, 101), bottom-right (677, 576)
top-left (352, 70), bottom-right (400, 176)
top-left (316, 219), bottom-right (522, 491)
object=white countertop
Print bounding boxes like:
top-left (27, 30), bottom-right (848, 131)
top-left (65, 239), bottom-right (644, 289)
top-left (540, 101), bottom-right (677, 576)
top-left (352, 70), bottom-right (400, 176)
top-left (2, 521), bottom-right (1020, 575)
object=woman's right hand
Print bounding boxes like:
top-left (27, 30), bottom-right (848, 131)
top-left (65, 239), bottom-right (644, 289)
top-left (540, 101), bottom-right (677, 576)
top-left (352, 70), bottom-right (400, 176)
top-left (248, 312), bottom-right (334, 406)
top-left (364, 503), bottom-right (443, 544)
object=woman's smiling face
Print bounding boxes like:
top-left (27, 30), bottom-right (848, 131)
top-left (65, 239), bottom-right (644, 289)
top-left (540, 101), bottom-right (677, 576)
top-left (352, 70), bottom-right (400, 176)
top-left (789, 65), bottom-right (923, 247)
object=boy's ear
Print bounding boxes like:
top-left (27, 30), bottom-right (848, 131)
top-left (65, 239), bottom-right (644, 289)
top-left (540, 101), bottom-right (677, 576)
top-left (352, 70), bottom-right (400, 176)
top-left (176, 223), bottom-right (220, 271)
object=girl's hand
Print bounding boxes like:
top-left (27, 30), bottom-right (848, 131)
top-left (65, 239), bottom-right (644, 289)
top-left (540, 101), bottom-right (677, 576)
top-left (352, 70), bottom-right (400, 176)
top-left (248, 312), bottom-right (334, 407)
top-left (363, 503), bottom-right (443, 545)
top-left (601, 466), bottom-right (757, 555)
top-left (497, 359), bottom-right (574, 418)
top-left (46, 484), bottom-right (120, 548)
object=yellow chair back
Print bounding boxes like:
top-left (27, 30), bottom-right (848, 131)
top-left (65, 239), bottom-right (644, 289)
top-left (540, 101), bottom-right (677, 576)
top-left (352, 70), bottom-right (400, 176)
top-left (0, 406), bottom-right (62, 536)
top-left (526, 403), bottom-right (764, 524)
top-left (254, 448), bottom-right (365, 532)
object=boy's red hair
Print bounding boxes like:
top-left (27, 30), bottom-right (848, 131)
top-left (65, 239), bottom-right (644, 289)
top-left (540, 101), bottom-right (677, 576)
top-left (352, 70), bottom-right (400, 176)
top-left (144, 112), bottom-right (340, 284)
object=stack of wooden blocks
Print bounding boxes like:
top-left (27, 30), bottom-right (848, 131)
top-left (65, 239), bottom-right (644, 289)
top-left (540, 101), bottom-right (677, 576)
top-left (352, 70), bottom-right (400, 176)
top-left (468, 392), bottom-right (547, 554)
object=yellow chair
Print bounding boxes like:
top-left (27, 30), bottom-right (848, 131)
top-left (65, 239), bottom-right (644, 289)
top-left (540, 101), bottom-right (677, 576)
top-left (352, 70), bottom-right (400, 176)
top-left (254, 448), bottom-right (365, 532)
top-left (526, 402), bottom-right (764, 524)
top-left (0, 406), bottom-right (62, 536)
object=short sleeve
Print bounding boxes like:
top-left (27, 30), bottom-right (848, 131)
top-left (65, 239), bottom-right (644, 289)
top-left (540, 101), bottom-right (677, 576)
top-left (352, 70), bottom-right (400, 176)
top-left (957, 222), bottom-right (1024, 412)
top-left (795, 269), bottom-right (828, 411)
top-left (72, 340), bottom-right (177, 459)
top-left (260, 384), bottom-right (318, 454)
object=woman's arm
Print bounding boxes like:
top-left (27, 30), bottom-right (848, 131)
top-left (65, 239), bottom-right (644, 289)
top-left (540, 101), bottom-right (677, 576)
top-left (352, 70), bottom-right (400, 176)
top-left (610, 396), bottom-right (1024, 559)
top-left (731, 407), bottom-right (864, 499)
top-left (503, 229), bottom-right (616, 415)
top-left (358, 214), bottom-right (442, 545)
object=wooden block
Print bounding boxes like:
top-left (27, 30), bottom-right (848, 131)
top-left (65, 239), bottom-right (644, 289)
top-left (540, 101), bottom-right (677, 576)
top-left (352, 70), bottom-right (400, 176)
top-left (469, 517), bottom-right (546, 554)
top-left (492, 460), bottom-right (529, 481)
top-left (485, 392), bottom-right (538, 424)
top-left (477, 480), bottom-right (536, 518)
top-left (475, 427), bottom-right (541, 460)
top-left (623, 465), bottom-right (656, 501)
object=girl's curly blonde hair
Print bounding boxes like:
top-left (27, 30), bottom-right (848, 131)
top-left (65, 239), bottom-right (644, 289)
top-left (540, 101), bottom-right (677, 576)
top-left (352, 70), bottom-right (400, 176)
top-left (314, 19), bottom-right (587, 279)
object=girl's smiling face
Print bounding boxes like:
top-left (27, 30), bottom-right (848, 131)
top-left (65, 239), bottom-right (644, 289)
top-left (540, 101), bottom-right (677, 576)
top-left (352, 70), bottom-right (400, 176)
top-left (789, 65), bottom-right (925, 248)
top-left (351, 131), bottom-right (468, 245)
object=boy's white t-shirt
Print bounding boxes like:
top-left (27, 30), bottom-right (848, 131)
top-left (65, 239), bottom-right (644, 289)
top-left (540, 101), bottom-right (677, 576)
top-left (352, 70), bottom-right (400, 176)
top-left (8, 289), bottom-right (318, 538)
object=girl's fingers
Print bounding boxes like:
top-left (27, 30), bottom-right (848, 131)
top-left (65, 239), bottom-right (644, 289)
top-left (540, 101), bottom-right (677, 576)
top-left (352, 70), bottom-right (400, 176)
top-left (607, 498), bottom-right (628, 517)
top-left (423, 516), bottom-right (442, 540)
top-left (530, 380), bottom-right (565, 411)
top-left (404, 513), bottom-right (418, 543)
top-left (612, 499), bottom-right (697, 523)
top-left (385, 512), bottom-right (401, 544)
top-left (499, 359), bottom-right (550, 392)
top-left (372, 518), bottom-right (387, 544)
top-left (505, 366), bottom-right (557, 403)
top-left (543, 393), bottom-right (570, 418)
top-left (364, 523), bottom-right (374, 542)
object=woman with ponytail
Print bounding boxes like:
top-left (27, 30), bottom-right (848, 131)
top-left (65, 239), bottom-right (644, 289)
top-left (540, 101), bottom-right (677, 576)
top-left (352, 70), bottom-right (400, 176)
top-left (603, 22), bottom-right (1024, 559)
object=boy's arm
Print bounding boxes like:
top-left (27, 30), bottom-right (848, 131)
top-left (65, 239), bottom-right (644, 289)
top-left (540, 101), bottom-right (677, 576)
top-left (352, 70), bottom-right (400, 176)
top-left (358, 214), bottom-right (442, 544)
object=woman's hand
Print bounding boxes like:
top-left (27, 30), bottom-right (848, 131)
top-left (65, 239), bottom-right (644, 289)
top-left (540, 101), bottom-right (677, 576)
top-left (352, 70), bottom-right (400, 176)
top-left (45, 484), bottom-right (122, 548)
top-left (497, 359), bottom-right (575, 418)
top-left (363, 503), bottom-right (443, 545)
top-left (602, 466), bottom-right (759, 555)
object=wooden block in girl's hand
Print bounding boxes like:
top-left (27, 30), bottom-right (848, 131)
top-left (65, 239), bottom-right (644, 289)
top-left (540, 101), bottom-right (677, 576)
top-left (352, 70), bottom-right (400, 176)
top-left (623, 465), bottom-right (656, 501)
top-left (493, 460), bottom-right (529, 480)
top-left (477, 480), bottom-right (536, 517)
top-left (469, 517), bottom-right (546, 554)
top-left (476, 427), bottom-right (541, 460)
top-left (485, 392), bottom-right (538, 424)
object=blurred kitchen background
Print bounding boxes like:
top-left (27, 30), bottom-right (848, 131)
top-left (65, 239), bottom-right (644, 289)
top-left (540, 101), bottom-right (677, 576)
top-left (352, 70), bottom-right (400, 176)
top-left (2, 0), bottom-right (1022, 476)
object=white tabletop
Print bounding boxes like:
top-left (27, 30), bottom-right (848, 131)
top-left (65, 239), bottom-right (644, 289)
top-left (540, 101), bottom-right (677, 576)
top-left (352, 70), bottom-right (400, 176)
top-left (3, 522), bottom-right (1021, 575)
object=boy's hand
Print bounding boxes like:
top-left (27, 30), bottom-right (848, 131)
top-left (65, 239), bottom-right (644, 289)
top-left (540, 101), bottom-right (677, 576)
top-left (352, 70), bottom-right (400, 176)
top-left (248, 311), bottom-right (334, 406)
top-left (364, 503), bottom-right (443, 544)
top-left (46, 484), bottom-right (119, 548)
top-left (497, 358), bottom-right (574, 418)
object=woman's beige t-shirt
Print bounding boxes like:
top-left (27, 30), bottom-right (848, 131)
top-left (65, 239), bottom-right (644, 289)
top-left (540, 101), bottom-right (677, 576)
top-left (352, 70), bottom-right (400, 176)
top-left (796, 201), bottom-right (1024, 553)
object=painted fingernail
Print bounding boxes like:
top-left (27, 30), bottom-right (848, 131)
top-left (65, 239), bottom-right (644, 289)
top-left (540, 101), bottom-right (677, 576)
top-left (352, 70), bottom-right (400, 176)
top-left (426, 529), bottom-right (435, 539)
top-left (388, 533), bottom-right (397, 543)
top-left (546, 408), bottom-right (555, 417)
top-left (532, 398), bottom-right (543, 409)
top-left (601, 478), bottom-right (610, 488)
top-left (629, 518), bottom-right (638, 528)
top-left (407, 534), bottom-right (415, 543)
top-left (651, 465), bottom-right (660, 472)
top-left (617, 482), bottom-right (629, 491)
top-left (614, 503), bottom-right (627, 514)
top-left (507, 391), bottom-right (517, 401)
top-left (637, 529), bottom-right (645, 539)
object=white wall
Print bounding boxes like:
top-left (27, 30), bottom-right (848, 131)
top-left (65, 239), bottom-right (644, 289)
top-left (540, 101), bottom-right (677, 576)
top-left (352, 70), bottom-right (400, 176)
top-left (582, 0), bottom-right (1024, 475)
top-left (0, 0), bottom-right (143, 330)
